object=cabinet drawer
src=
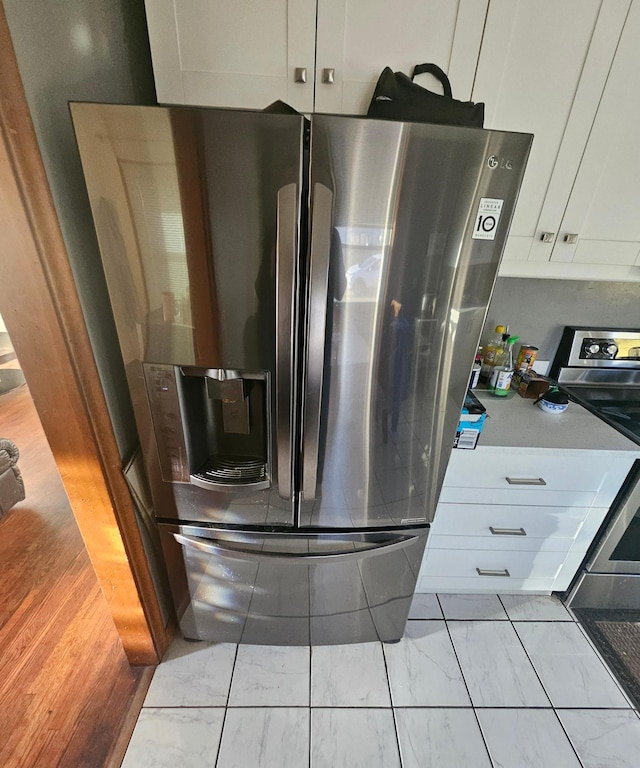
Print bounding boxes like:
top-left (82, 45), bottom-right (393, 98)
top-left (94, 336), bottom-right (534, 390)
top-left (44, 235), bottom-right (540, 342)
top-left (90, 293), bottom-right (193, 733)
top-left (431, 502), bottom-right (589, 540)
top-left (444, 450), bottom-right (616, 493)
top-left (420, 547), bottom-right (567, 581)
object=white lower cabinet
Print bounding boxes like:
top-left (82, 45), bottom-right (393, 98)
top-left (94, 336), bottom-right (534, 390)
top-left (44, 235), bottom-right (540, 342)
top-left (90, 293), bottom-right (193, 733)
top-left (419, 549), bottom-right (567, 594)
top-left (417, 447), bottom-right (636, 594)
top-left (431, 503), bottom-right (590, 541)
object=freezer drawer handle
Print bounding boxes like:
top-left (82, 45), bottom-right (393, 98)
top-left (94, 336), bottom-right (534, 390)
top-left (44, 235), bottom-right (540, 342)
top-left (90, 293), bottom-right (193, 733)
top-left (505, 476), bottom-right (546, 486)
top-left (489, 526), bottom-right (527, 536)
top-left (275, 183), bottom-right (298, 500)
top-left (173, 532), bottom-right (420, 563)
top-left (476, 568), bottom-right (511, 577)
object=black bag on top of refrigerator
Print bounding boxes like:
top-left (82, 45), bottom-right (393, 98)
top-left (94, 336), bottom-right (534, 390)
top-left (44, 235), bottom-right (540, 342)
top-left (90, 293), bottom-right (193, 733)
top-left (367, 63), bottom-right (484, 127)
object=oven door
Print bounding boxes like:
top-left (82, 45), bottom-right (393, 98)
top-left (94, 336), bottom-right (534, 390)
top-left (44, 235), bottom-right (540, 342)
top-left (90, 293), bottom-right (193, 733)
top-left (588, 461), bottom-right (640, 575)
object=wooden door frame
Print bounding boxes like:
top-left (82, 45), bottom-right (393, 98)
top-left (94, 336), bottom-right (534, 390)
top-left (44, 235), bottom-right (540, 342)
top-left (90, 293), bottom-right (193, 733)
top-left (0, 5), bottom-right (169, 665)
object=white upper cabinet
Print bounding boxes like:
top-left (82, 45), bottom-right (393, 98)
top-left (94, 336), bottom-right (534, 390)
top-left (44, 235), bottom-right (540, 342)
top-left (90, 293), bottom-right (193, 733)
top-left (144, 0), bottom-right (317, 112)
top-left (551, 0), bottom-right (640, 270)
top-left (313, 0), bottom-right (487, 114)
top-left (472, 0), bottom-right (631, 275)
top-left (144, 0), bottom-right (488, 115)
top-left (476, 0), bottom-right (640, 281)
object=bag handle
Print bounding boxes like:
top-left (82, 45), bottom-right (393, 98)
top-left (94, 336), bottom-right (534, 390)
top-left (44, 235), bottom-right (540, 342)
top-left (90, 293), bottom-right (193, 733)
top-left (411, 63), bottom-right (453, 98)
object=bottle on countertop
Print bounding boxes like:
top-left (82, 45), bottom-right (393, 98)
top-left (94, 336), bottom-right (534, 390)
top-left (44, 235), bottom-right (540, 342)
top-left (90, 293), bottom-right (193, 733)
top-left (470, 346), bottom-right (482, 389)
top-left (480, 325), bottom-right (506, 383)
top-left (489, 335), bottom-right (519, 396)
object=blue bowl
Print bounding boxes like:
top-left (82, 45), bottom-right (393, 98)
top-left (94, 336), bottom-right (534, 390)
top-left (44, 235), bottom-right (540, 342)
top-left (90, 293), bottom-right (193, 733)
top-left (537, 398), bottom-right (568, 415)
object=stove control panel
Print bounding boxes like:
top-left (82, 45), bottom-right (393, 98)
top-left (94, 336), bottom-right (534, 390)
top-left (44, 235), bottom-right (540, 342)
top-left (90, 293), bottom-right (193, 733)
top-left (580, 338), bottom-right (620, 360)
top-left (549, 327), bottom-right (640, 381)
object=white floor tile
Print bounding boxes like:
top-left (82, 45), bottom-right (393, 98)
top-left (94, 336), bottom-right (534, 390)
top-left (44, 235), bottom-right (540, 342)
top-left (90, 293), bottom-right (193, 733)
top-left (311, 642), bottom-right (390, 706)
top-left (383, 620), bottom-right (470, 706)
top-left (558, 709), bottom-right (640, 768)
top-left (228, 645), bottom-right (309, 706)
top-left (408, 593), bottom-right (442, 619)
top-left (311, 708), bottom-right (400, 768)
top-left (477, 708), bottom-right (581, 768)
top-left (395, 708), bottom-right (491, 768)
top-left (439, 594), bottom-right (508, 620)
top-left (499, 594), bottom-right (573, 621)
top-left (448, 621), bottom-right (549, 707)
top-left (143, 638), bottom-right (236, 707)
top-left (217, 708), bottom-right (309, 768)
top-left (514, 622), bottom-right (630, 708)
top-left (121, 707), bottom-right (224, 768)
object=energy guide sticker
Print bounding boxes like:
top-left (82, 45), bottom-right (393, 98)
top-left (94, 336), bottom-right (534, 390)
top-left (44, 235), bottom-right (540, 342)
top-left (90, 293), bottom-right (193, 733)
top-left (472, 198), bottom-right (504, 240)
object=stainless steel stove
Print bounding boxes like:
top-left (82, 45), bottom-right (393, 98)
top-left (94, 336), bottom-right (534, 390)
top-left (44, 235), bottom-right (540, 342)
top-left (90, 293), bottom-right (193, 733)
top-left (549, 327), bottom-right (640, 446)
top-left (551, 327), bottom-right (640, 610)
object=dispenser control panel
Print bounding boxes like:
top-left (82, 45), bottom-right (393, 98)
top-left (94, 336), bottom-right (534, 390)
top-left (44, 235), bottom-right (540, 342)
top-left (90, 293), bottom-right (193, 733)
top-left (143, 363), bottom-right (190, 483)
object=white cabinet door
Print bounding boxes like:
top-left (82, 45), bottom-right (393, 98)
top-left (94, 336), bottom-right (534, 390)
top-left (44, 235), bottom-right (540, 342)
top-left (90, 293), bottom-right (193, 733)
top-left (314, 0), bottom-right (488, 115)
top-left (471, 0), bottom-right (629, 269)
top-left (144, 0), bottom-right (317, 112)
top-left (550, 0), bottom-right (640, 270)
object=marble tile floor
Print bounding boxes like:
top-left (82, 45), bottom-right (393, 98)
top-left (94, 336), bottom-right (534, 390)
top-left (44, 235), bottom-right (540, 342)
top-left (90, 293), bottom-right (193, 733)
top-left (121, 594), bottom-right (640, 768)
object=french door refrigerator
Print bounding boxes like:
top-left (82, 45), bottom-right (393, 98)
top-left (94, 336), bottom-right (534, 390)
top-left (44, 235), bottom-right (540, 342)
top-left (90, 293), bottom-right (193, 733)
top-left (71, 103), bottom-right (531, 645)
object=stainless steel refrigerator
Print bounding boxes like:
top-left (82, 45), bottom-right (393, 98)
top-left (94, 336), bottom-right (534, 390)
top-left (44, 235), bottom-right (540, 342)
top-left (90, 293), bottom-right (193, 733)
top-left (71, 103), bottom-right (531, 645)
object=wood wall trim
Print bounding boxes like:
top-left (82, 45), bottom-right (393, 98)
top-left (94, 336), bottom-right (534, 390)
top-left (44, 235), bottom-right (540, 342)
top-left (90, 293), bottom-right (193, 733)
top-left (0, 3), bottom-right (169, 665)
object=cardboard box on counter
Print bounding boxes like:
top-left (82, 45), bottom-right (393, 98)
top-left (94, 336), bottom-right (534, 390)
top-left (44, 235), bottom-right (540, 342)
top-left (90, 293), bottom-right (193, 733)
top-left (454, 390), bottom-right (486, 450)
top-left (513, 369), bottom-right (550, 399)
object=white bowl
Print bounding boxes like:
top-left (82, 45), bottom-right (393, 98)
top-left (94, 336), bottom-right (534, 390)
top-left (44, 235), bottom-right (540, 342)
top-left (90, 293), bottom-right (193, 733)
top-left (537, 398), bottom-right (568, 415)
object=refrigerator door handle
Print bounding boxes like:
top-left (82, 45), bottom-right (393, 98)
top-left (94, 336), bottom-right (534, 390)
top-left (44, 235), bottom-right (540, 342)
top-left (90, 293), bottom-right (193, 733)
top-left (302, 182), bottom-right (334, 501)
top-left (275, 183), bottom-right (298, 500)
top-left (173, 532), bottom-right (421, 562)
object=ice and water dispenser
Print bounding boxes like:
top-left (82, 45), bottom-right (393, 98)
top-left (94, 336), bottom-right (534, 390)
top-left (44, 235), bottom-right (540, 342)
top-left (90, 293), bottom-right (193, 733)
top-left (143, 363), bottom-right (270, 492)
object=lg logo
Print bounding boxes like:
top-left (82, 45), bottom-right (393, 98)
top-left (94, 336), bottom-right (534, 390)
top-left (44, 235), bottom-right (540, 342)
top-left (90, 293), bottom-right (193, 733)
top-left (487, 155), bottom-right (513, 170)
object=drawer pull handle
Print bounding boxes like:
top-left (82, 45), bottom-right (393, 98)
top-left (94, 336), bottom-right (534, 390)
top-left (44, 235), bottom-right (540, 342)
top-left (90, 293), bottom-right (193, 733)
top-left (476, 568), bottom-right (511, 577)
top-left (505, 476), bottom-right (546, 486)
top-left (490, 526), bottom-right (527, 536)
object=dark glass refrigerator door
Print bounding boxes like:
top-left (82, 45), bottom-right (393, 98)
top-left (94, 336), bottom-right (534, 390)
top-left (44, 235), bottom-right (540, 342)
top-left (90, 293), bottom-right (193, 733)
top-left (300, 116), bottom-right (532, 528)
top-left (71, 104), bottom-right (305, 526)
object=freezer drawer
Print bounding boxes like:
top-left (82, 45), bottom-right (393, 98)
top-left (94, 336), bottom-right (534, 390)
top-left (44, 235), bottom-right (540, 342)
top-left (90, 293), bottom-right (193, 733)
top-left (160, 524), bottom-right (427, 645)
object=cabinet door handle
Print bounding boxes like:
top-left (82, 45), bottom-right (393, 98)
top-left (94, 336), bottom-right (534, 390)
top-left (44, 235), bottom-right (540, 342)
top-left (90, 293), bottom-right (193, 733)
top-left (490, 526), bottom-right (527, 536)
top-left (563, 233), bottom-right (579, 244)
top-left (505, 476), bottom-right (546, 486)
top-left (476, 568), bottom-right (511, 577)
top-left (540, 231), bottom-right (556, 243)
top-left (294, 67), bottom-right (307, 83)
top-left (322, 68), bottom-right (335, 84)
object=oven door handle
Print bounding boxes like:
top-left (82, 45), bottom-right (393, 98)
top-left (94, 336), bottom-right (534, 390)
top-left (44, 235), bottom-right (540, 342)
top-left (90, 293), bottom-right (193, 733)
top-left (173, 532), bottom-right (420, 563)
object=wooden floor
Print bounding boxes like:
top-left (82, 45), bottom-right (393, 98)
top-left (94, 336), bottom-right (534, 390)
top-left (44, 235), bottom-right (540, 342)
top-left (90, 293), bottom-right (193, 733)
top-left (0, 382), bottom-right (153, 767)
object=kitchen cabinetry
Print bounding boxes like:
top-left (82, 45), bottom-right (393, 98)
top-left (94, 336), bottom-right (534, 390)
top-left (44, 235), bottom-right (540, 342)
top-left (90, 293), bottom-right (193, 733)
top-left (313, 0), bottom-right (486, 115)
top-left (144, 0), bottom-right (640, 282)
top-left (143, 0), bottom-right (487, 114)
top-left (417, 447), bottom-right (636, 593)
top-left (143, 0), bottom-right (318, 112)
top-left (548, 0), bottom-right (640, 272)
top-left (480, 0), bottom-right (640, 281)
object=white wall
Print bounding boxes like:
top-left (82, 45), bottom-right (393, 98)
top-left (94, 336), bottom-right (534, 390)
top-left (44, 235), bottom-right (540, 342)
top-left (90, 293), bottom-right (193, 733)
top-left (4, 0), bottom-right (156, 458)
top-left (484, 277), bottom-right (640, 359)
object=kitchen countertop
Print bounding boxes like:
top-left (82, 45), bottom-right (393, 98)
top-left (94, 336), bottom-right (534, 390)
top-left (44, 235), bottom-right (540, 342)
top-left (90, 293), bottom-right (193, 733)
top-left (473, 388), bottom-right (640, 452)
